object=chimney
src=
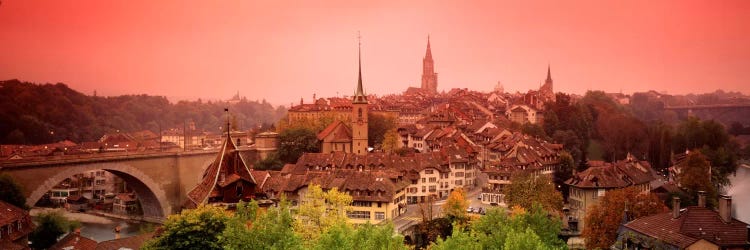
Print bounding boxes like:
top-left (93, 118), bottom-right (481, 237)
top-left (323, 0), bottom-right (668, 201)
top-left (719, 195), bottom-right (732, 223)
top-left (672, 196), bottom-right (681, 219)
top-left (698, 191), bottom-right (706, 207)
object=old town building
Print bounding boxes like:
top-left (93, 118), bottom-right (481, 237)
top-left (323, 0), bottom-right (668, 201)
top-left (0, 201), bottom-right (34, 250)
top-left (421, 36), bottom-right (438, 94)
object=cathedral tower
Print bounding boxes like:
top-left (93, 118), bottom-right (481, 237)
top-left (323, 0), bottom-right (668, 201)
top-left (352, 35), bottom-right (369, 155)
top-left (421, 35), bottom-right (438, 94)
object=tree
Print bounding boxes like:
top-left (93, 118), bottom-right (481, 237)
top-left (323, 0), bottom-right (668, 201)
top-left (521, 123), bottom-right (547, 139)
top-left (442, 188), bottom-right (469, 222)
top-left (553, 152), bottom-right (575, 200)
top-left (380, 128), bottom-right (399, 153)
top-left (0, 173), bottom-right (27, 209)
top-left (552, 130), bottom-right (583, 164)
top-left (312, 222), bottom-right (408, 250)
top-left (368, 113), bottom-right (397, 147)
top-left (434, 205), bottom-right (565, 249)
top-left (143, 205), bottom-right (230, 250)
top-left (29, 211), bottom-right (80, 249)
top-left (504, 172), bottom-right (563, 213)
top-left (221, 198), bottom-right (303, 250)
top-left (582, 186), bottom-right (667, 249)
top-left (677, 151), bottom-right (718, 207)
top-left (254, 152), bottom-right (284, 170)
top-left (294, 184), bottom-right (352, 244)
top-left (278, 127), bottom-right (320, 163)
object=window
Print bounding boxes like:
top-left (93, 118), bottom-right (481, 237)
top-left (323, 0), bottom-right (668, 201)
top-left (375, 212), bottom-right (385, 220)
top-left (347, 211), bottom-right (371, 219)
top-left (429, 177), bottom-right (437, 183)
top-left (425, 169), bottom-right (434, 174)
top-left (456, 180), bottom-right (463, 186)
top-left (377, 202), bottom-right (382, 208)
top-left (352, 201), bottom-right (372, 207)
top-left (236, 183), bottom-right (244, 197)
top-left (422, 186), bottom-right (426, 192)
top-left (455, 172), bottom-right (464, 177)
top-left (421, 178), bottom-right (426, 183)
top-left (429, 186), bottom-right (436, 192)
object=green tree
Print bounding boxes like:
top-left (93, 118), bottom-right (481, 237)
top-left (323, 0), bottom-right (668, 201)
top-left (368, 113), bottom-right (397, 147)
top-left (442, 188), bottom-right (469, 222)
top-left (582, 186), bottom-right (667, 249)
top-left (278, 127), bottom-right (320, 163)
top-left (521, 123), bottom-right (547, 139)
top-left (0, 173), bottom-right (27, 209)
top-left (553, 152), bottom-right (575, 200)
top-left (221, 198), bottom-right (302, 250)
top-left (254, 153), bottom-right (284, 170)
top-left (312, 222), bottom-right (407, 250)
top-left (677, 151), bottom-right (718, 207)
top-left (294, 184), bottom-right (353, 244)
top-left (380, 128), bottom-right (400, 153)
top-left (143, 205), bottom-right (230, 250)
top-left (29, 211), bottom-right (81, 249)
top-left (430, 226), bottom-right (481, 250)
top-left (504, 172), bottom-right (563, 213)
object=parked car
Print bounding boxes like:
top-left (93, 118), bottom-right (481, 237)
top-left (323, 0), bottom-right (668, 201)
top-left (466, 207), bottom-right (474, 213)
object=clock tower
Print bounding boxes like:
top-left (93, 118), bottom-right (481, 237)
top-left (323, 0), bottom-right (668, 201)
top-left (352, 34), bottom-right (369, 155)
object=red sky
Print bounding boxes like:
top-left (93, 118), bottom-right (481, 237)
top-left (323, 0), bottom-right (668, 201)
top-left (1, 0), bottom-right (749, 106)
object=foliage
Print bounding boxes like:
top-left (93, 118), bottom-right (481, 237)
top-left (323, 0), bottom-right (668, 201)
top-left (521, 123), bottom-right (547, 139)
top-left (29, 211), bottom-right (81, 250)
top-left (504, 171), bottom-right (563, 213)
top-left (312, 222), bottom-right (407, 250)
top-left (143, 205), bottom-right (230, 250)
top-left (0, 80), bottom-right (285, 144)
top-left (413, 217), bottom-right (453, 249)
top-left (221, 199), bottom-right (302, 250)
top-left (0, 173), bottom-right (27, 209)
top-left (278, 127), bottom-right (320, 163)
top-left (677, 151), bottom-right (718, 207)
top-left (433, 205), bottom-right (566, 250)
top-left (368, 113), bottom-right (397, 147)
top-left (254, 152), bottom-right (284, 170)
top-left (553, 152), bottom-right (575, 200)
top-left (543, 93), bottom-right (593, 165)
top-left (552, 130), bottom-right (583, 165)
top-left (672, 117), bottom-right (740, 188)
top-left (380, 128), bottom-right (400, 153)
top-left (582, 187), bottom-right (667, 249)
top-left (294, 184), bottom-right (353, 244)
top-left (442, 188), bottom-right (469, 222)
top-left (595, 113), bottom-right (648, 161)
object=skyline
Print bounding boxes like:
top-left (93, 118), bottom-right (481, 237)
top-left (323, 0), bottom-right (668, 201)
top-left (1, 1), bottom-right (749, 106)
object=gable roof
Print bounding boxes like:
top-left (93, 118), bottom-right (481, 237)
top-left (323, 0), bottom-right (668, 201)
top-left (624, 206), bottom-right (749, 248)
top-left (49, 233), bottom-right (97, 250)
top-left (317, 120), bottom-right (352, 142)
top-left (185, 134), bottom-right (257, 208)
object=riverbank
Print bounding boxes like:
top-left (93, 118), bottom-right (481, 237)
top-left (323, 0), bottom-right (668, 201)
top-left (30, 207), bottom-right (115, 224)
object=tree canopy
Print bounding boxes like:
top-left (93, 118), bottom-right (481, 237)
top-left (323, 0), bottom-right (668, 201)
top-left (29, 211), bottom-right (81, 250)
top-left (582, 186), bottom-right (667, 249)
top-left (504, 171), bottom-right (563, 213)
top-left (0, 173), bottom-right (27, 209)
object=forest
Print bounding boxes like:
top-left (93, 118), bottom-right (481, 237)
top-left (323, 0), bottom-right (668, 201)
top-left (0, 79), bottom-right (286, 144)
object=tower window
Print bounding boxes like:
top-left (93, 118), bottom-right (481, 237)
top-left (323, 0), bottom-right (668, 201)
top-left (358, 108), bottom-right (363, 120)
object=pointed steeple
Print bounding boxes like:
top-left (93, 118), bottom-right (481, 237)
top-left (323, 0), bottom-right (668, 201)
top-left (424, 35), bottom-right (433, 60)
top-left (546, 64), bottom-right (552, 82)
top-left (353, 32), bottom-right (368, 104)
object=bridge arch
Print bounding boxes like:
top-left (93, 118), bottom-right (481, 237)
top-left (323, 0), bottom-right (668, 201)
top-left (27, 162), bottom-right (170, 222)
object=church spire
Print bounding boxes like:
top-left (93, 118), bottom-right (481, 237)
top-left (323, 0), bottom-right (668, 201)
top-left (546, 64), bottom-right (552, 82)
top-left (353, 32), bottom-right (368, 104)
top-left (425, 35), bottom-right (432, 60)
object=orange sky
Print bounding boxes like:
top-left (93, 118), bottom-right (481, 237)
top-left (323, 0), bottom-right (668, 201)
top-left (1, 0), bottom-right (749, 106)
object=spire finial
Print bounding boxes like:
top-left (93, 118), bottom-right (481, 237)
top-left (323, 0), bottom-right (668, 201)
top-left (546, 63), bottom-right (552, 81)
top-left (353, 31), bottom-right (367, 104)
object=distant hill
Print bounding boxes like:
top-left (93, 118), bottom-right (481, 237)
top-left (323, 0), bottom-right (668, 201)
top-left (0, 79), bottom-right (286, 144)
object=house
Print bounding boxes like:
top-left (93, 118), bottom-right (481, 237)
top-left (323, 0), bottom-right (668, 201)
top-left (65, 195), bottom-right (89, 212)
top-left (565, 154), bottom-right (658, 232)
top-left (49, 229), bottom-right (97, 250)
top-left (184, 132), bottom-right (258, 209)
top-left (318, 120), bottom-right (353, 154)
top-left (613, 194), bottom-right (750, 250)
top-left (506, 104), bottom-right (541, 124)
top-left (113, 193), bottom-right (139, 215)
top-left (95, 232), bottom-right (155, 250)
top-left (0, 201), bottom-right (34, 250)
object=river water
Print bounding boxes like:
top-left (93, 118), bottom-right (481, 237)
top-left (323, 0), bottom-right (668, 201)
top-left (30, 208), bottom-right (150, 242)
top-left (727, 163), bottom-right (750, 224)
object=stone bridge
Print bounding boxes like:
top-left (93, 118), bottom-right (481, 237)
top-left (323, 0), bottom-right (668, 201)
top-left (0, 148), bottom-right (259, 222)
top-left (664, 103), bottom-right (750, 126)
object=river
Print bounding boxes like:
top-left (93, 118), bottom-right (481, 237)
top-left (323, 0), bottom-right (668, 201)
top-left (30, 208), bottom-right (152, 242)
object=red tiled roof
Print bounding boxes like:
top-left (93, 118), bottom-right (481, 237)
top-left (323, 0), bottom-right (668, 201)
top-left (185, 135), bottom-right (256, 208)
top-left (0, 201), bottom-right (34, 242)
top-left (624, 206), bottom-right (749, 248)
top-left (95, 232), bottom-right (154, 250)
top-left (49, 233), bottom-right (97, 250)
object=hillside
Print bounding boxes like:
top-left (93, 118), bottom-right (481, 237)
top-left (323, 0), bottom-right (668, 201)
top-left (0, 79), bottom-right (286, 144)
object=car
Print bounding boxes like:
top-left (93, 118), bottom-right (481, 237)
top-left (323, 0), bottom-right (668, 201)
top-left (466, 207), bottom-right (474, 213)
